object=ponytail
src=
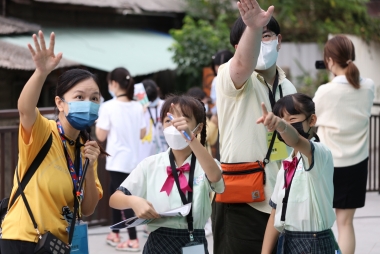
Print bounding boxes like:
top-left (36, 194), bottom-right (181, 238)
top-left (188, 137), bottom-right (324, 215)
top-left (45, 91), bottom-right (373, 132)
top-left (198, 100), bottom-right (207, 147)
top-left (123, 76), bottom-right (135, 101)
top-left (324, 35), bottom-right (361, 89)
top-left (107, 67), bottom-right (135, 100)
top-left (345, 61), bottom-right (360, 89)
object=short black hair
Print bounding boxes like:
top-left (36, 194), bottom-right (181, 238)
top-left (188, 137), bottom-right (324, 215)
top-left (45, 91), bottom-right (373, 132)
top-left (273, 93), bottom-right (315, 118)
top-left (186, 87), bottom-right (206, 101)
top-left (142, 79), bottom-right (159, 102)
top-left (230, 16), bottom-right (281, 47)
top-left (211, 49), bottom-right (234, 75)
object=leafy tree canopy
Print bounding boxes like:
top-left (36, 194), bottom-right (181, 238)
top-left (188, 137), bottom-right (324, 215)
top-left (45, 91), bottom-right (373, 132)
top-left (169, 15), bottom-right (232, 90)
top-left (257, 0), bottom-right (380, 43)
top-left (169, 0), bottom-right (380, 91)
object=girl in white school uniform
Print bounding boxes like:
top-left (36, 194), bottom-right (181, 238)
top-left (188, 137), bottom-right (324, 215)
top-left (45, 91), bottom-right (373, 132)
top-left (109, 95), bottom-right (225, 254)
top-left (259, 93), bottom-right (338, 254)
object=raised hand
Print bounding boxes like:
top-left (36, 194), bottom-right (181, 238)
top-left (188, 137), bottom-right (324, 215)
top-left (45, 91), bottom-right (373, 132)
top-left (27, 30), bottom-right (62, 75)
top-left (237, 0), bottom-right (274, 29)
top-left (168, 103), bottom-right (192, 140)
top-left (83, 140), bottom-right (101, 167)
top-left (256, 102), bottom-right (282, 132)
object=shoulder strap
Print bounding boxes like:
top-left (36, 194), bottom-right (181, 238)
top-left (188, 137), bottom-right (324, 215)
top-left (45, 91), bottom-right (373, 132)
top-left (9, 133), bottom-right (53, 209)
top-left (16, 166), bottom-right (77, 244)
top-left (16, 168), bottom-right (40, 236)
top-left (14, 132), bottom-right (77, 244)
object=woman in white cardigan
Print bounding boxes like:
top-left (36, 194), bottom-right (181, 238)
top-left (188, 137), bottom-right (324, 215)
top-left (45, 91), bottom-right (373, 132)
top-left (313, 35), bottom-right (375, 254)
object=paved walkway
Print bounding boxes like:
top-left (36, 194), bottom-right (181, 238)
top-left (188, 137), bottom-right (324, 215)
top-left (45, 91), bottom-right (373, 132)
top-left (88, 192), bottom-right (380, 254)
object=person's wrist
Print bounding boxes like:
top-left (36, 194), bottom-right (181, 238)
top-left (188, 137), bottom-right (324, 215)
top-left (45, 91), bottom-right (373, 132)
top-left (35, 68), bottom-right (50, 77)
top-left (186, 133), bottom-right (195, 143)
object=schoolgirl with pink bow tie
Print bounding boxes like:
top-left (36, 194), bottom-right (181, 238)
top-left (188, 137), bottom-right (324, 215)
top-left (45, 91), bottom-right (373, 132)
top-left (109, 95), bottom-right (225, 254)
top-left (257, 93), bottom-right (339, 254)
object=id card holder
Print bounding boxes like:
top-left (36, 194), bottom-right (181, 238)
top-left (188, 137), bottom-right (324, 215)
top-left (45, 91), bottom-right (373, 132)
top-left (71, 221), bottom-right (89, 254)
top-left (267, 132), bottom-right (288, 161)
top-left (182, 242), bottom-right (205, 254)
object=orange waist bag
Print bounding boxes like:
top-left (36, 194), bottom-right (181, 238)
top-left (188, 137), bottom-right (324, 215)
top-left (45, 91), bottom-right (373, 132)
top-left (215, 161), bottom-right (266, 203)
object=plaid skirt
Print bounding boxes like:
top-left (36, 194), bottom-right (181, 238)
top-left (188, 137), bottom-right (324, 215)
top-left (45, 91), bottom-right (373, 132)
top-left (143, 227), bottom-right (208, 254)
top-left (278, 229), bottom-right (338, 254)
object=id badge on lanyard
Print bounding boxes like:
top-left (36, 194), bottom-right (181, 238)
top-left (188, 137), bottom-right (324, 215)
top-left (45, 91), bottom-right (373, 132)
top-left (71, 221), bottom-right (89, 254)
top-left (182, 242), bottom-right (205, 254)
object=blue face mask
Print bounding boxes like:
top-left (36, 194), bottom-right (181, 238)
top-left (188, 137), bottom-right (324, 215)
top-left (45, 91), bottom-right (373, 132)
top-left (61, 98), bottom-right (100, 130)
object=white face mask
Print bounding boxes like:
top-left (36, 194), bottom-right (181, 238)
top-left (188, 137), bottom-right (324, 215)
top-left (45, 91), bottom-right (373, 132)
top-left (163, 124), bottom-right (200, 150)
top-left (255, 38), bottom-right (279, 70)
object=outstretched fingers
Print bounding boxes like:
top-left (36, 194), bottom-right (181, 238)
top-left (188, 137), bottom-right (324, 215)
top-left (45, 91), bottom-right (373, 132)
top-left (261, 102), bottom-right (269, 116)
top-left (265, 5), bottom-right (275, 18)
top-left (27, 44), bottom-right (36, 56)
top-left (39, 31), bottom-right (47, 51)
top-left (54, 52), bottom-right (63, 65)
top-left (170, 103), bottom-right (182, 118)
top-left (256, 102), bottom-right (268, 124)
top-left (49, 32), bottom-right (56, 53)
top-left (239, 0), bottom-right (250, 13)
top-left (33, 34), bottom-right (41, 53)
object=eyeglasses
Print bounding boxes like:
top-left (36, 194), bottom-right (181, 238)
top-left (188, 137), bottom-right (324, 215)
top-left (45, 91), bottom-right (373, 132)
top-left (262, 32), bottom-right (277, 44)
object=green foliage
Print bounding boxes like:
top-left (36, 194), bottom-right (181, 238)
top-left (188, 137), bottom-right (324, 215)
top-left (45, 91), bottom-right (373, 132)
top-left (169, 15), bottom-right (232, 90)
top-left (257, 0), bottom-right (380, 43)
top-left (185, 0), bottom-right (237, 26)
top-left (170, 0), bottom-right (379, 92)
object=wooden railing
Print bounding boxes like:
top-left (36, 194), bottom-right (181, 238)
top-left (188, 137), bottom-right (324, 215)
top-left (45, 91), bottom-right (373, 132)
top-left (1, 105), bottom-right (380, 228)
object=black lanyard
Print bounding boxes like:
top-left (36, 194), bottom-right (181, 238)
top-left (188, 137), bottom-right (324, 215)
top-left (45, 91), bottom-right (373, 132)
top-left (263, 70), bottom-right (283, 166)
top-left (280, 156), bottom-right (301, 222)
top-left (147, 106), bottom-right (158, 127)
top-left (265, 70), bottom-right (282, 108)
top-left (169, 149), bottom-right (197, 240)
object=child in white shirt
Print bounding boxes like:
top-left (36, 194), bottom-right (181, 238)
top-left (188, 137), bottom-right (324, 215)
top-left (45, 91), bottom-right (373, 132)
top-left (110, 95), bottom-right (225, 254)
top-left (258, 93), bottom-right (338, 254)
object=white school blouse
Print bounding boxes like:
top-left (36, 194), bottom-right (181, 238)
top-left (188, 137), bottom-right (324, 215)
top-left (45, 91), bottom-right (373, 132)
top-left (120, 149), bottom-right (225, 232)
top-left (313, 75), bottom-right (375, 167)
top-left (270, 140), bottom-right (336, 232)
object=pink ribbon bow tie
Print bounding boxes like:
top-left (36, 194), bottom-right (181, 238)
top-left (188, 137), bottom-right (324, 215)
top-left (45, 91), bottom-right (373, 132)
top-left (160, 163), bottom-right (193, 196)
top-left (283, 157), bottom-right (298, 189)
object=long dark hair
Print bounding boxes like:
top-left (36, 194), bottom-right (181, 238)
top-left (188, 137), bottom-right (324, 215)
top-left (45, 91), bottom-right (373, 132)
top-left (56, 68), bottom-right (108, 156)
top-left (107, 67), bottom-right (135, 100)
top-left (324, 35), bottom-right (360, 89)
top-left (160, 95), bottom-right (207, 146)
